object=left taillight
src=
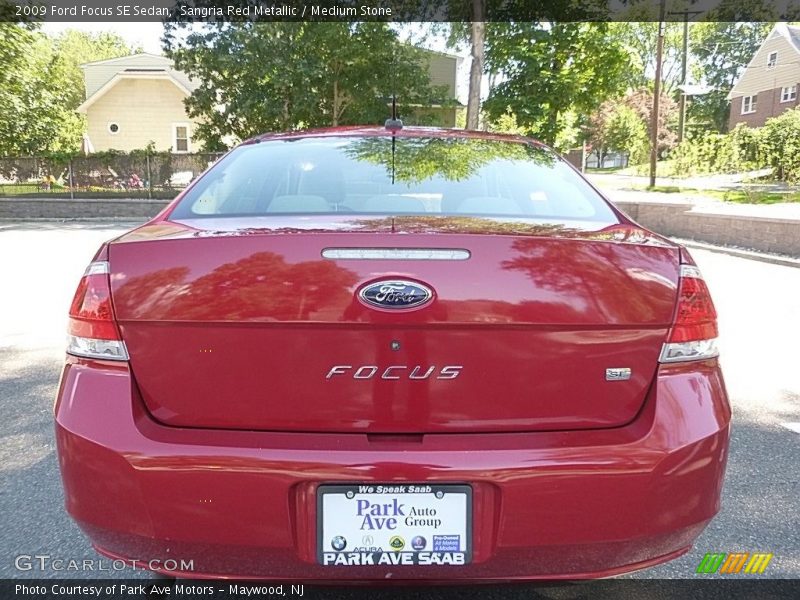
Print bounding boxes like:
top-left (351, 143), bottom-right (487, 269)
top-left (66, 261), bottom-right (128, 361)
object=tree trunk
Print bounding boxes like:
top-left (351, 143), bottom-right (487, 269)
top-left (546, 110), bottom-right (559, 147)
top-left (466, 0), bottom-right (486, 130)
top-left (332, 79), bottom-right (339, 127)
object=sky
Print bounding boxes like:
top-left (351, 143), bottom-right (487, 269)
top-left (40, 22), bottom-right (475, 103)
top-left (42, 21), bottom-right (165, 53)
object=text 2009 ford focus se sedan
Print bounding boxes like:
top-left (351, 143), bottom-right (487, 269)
top-left (55, 126), bottom-right (730, 581)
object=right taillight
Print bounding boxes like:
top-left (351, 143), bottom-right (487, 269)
top-left (66, 261), bottom-right (128, 361)
top-left (659, 264), bottom-right (719, 363)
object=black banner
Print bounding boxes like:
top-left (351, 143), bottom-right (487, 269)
top-left (3, 0), bottom-right (800, 23)
top-left (2, 579), bottom-right (800, 599)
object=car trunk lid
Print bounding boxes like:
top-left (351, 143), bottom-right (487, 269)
top-left (109, 217), bottom-right (679, 433)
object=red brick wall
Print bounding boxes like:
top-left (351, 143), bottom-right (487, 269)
top-left (729, 84), bottom-right (800, 129)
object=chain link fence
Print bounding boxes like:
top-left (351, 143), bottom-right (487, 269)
top-left (0, 153), bottom-right (224, 199)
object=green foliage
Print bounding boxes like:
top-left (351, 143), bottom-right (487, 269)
top-left (481, 22), bottom-right (628, 147)
top-left (587, 89), bottom-right (677, 164)
top-left (669, 132), bottom-right (746, 175)
top-left (607, 20), bottom-right (686, 95)
top-left (606, 105), bottom-right (650, 165)
top-left (758, 109), bottom-right (800, 182)
top-left (668, 109), bottom-right (800, 182)
top-left (486, 113), bottom-right (527, 136)
top-left (164, 22), bottom-right (448, 150)
top-left (0, 25), bottom-right (135, 155)
top-left (343, 136), bottom-right (543, 184)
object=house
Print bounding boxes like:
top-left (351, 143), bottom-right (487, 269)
top-left (408, 49), bottom-right (463, 127)
top-left (77, 53), bottom-right (200, 153)
top-left (78, 49), bottom-right (461, 154)
top-left (727, 23), bottom-right (800, 129)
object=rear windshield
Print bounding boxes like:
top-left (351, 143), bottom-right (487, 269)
top-left (170, 136), bottom-right (617, 223)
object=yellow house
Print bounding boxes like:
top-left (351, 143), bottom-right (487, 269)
top-left (77, 53), bottom-right (200, 153)
top-left (78, 50), bottom-right (461, 153)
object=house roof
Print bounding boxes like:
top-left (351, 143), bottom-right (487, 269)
top-left (77, 53), bottom-right (199, 113)
top-left (77, 71), bottom-right (194, 114)
top-left (787, 25), bottom-right (800, 53)
top-left (79, 52), bottom-right (169, 68)
top-left (728, 23), bottom-right (800, 99)
top-left (417, 47), bottom-right (463, 62)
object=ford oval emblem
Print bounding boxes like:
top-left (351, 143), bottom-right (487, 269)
top-left (358, 280), bottom-right (433, 311)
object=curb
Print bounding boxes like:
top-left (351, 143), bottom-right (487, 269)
top-left (673, 238), bottom-right (800, 268)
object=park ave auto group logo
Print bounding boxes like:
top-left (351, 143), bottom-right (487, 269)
top-left (322, 487), bottom-right (466, 566)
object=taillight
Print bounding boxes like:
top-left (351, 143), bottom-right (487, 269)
top-left (66, 261), bottom-right (128, 361)
top-left (659, 263), bottom-right (719, 363)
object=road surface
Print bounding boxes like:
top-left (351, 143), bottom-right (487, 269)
top-left (0, 221), bottom-right (797, 596)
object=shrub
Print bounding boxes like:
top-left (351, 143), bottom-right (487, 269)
top-left (667, 108), bottom-right (800, 181)
top-left (668, 133), bottom-right (745, 176)
top-left (757, 108), bottom-right (800, 182)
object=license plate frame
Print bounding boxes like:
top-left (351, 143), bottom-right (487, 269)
top-left (317, 483), bottom-right (472, 566)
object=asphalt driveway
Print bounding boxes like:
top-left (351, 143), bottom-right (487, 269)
top-left (0, 220), bottom-right (797, 595)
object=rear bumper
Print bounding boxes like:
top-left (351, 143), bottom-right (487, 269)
top-left (55, 357), bottom-right (730, 581)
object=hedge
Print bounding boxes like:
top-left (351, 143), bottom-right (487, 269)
top-left (668, 107), bottom-right (800, 183)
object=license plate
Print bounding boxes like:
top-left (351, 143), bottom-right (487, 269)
top-left (318, 483), bottom-right (472, 566)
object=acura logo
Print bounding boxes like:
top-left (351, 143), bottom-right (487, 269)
top-left (358, 280), bottom-right (433, 310)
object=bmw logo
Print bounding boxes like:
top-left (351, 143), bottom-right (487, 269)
top-left (331, 536), bottom-right (347, 551)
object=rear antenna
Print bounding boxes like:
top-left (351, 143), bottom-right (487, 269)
top-left (386, 94), bottom-right (402, 184)
top-left (385, 50), bottom-right (401, 184)
top-left (385, 95), bottom-right (403, 131)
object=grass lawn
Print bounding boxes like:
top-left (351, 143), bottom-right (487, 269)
top-left (701, 189), bottom-right (800, 204)
top-left (625, 183), bottom-right (800, 204)
top-left (0, 183), bottom-right (175, 199)
top-left (617, 161), bottom-right (679, 177)
top-left (585, 166), bottom-right (627, 174)
top-left (0, 183), bottom-right (53, 195)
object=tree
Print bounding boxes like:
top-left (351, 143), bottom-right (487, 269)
top-left (50, 30), bottom-right (135, 114)
top-left (625, 87), bottom-right (679, 157)
top-left (607, 20), bottom-right (686, 96)
top-left (465, 0), bottom-right (486, 130)
top-left (481, 22), bottom-right (628, 147)
top-left (689, 22), bottom-right (772, 132)
top-left (588, 98), bottom-right (651, 166)
top-left (164, 22), bottom-right (447, 150)
top-left (0, 23), bottom-right (39, 154)
top-left (0, 26), bottom-right (134, 155)
top-left (586, 101), bottom-right (616, 165)
top-left (606, 105), bottom-right (650, 165)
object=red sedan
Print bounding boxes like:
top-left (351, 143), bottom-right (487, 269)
top-left (55, 126), bottom-right (730, 580)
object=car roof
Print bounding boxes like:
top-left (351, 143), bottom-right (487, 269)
top-left (245, 126), bottom-right (549, 150)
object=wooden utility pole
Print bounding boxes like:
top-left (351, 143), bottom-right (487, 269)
top-left (649, 0), bottom-right (667, 188)
top-left (669, 9), bottom-right (702, 142)
top-left (678, 13), bottom-right (689, 142)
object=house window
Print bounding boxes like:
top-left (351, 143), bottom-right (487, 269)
top-left (108, 122), bottom-right (120, 135)
top-left (741, 95), bottom-right (757, 115)
top-left (767, 51), bottom-right (777, 68)
top-left (781, 86), bottom-right (797, 103)
top-left (173, 124), bottom-right (190, 153)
